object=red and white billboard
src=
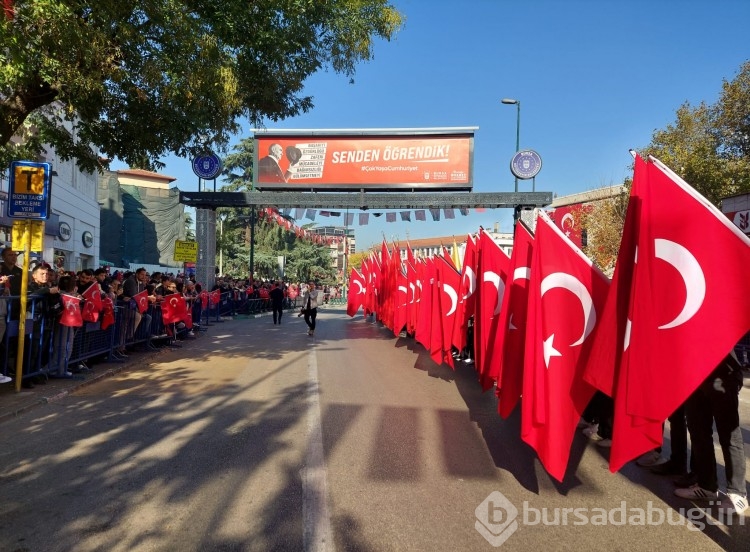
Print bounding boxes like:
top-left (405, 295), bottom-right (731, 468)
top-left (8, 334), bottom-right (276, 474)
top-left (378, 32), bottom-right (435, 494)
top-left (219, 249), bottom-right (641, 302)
top-left (253, 131), bottom-right (474, 191)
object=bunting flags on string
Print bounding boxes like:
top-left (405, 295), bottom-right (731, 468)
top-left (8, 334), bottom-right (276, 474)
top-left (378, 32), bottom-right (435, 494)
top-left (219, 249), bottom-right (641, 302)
top-left (400, 211), bottom-right (411, 221)
top-left (345, 213), bottom-right (354, 226)
top-left (429, 208), bottom-right (441, 221)
top-left (305, 209), bottom-right (316, 220)
top-left (359, 213), bottom-right (369, 225)
top-left (444, 209), bottom-right (455, 219)
top-left (415, 210), bottom-right (426, 221)
top-left (386, 212), bottom-right (397, 222)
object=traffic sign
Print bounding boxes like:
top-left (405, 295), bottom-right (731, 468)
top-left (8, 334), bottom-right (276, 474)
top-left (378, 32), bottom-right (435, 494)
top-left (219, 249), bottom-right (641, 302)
top-left (7, 161), bottom-right (52, 218)
top-left (174, 240), bottom-right (199, 262)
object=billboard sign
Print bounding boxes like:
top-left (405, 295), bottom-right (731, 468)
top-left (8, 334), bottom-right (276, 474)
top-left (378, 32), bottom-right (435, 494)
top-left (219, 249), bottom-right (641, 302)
top-left (253, 131), bottom-right (474, 191)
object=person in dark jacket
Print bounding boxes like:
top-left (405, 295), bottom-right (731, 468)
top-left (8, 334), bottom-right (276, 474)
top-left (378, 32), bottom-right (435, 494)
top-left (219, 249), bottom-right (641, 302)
top-left (269, 281), bottom-right (285, 325)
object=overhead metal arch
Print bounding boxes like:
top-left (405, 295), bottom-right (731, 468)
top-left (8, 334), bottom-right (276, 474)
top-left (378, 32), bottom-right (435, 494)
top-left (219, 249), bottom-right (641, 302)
top-left (179, 190), bottom-right (553, 210)
top-left (186, 190), bottom-right (553, 289)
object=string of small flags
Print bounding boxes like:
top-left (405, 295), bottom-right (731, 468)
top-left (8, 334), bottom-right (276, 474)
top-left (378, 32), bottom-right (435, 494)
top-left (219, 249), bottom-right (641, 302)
top-left (274, 207), bottom-right (472, 226)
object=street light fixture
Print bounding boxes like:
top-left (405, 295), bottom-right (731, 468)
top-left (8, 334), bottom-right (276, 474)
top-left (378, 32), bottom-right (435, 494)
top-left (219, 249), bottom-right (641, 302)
top-left (502, 98), bottom-right (521, 226)
top-left (501, 98), bottom-right (521, 193)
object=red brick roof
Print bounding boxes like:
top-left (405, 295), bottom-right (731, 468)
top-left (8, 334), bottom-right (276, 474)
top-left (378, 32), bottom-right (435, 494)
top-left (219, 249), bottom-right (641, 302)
top-left (117, 168), bottom-right (177, 182)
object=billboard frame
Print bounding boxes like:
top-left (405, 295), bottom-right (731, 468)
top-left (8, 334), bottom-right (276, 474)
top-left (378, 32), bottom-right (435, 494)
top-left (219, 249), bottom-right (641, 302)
top-left (252, 127), bottom-right (477, 192)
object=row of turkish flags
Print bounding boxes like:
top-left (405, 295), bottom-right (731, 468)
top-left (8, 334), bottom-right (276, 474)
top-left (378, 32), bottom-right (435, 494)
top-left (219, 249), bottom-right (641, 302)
top-left (347, 154), bottom-right (750, 482)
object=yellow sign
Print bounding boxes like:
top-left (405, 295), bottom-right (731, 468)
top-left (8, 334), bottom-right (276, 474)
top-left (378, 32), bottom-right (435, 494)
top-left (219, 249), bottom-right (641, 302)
top-left (174, 240), bottom-right (198, 262)
top-left (13, 164), bottom-right (46, 195)
top-left (12, 219), bottom-right (45, 251)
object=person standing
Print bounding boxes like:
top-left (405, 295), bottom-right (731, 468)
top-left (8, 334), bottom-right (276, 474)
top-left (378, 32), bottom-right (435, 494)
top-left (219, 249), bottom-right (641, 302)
top-left (675, 350), bottom-right (748, 515)
top-left (300, 281), bottom-right (321, 336)
top-left (269, 281), bottom-right (285, 325)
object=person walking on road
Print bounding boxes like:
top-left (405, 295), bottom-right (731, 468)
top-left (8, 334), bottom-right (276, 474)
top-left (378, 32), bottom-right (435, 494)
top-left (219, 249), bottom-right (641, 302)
top-left (300, 281), bottom-right (321, 336)
top-left (269, 281), bottom-right (285, 325)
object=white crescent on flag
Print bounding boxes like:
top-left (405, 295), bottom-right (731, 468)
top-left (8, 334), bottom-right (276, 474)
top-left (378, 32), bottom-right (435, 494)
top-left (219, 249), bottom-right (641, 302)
top-left (443, 283), bottom-right (458, 316)
top-left (654, 238), bottom-right (705, 329)
top-left (482, 271), bottom-right (505, 316)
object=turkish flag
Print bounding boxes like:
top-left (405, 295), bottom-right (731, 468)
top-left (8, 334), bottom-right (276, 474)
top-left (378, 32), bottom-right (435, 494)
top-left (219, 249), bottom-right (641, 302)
top-left (347, 268), bottom-right (366, 317)
top-left (60, 294), bottom-right (83, 327)
top-left (589, 155), bottom-right (750, 472)
top-left (452, 234), bottom-right (477, 353)
top-left (200, 291), bottom-right (209, 309)
top-left (415, 257), bottom-right (435, 351)
top-left (442, 245), bottom-right (457, 271)
top-left (101, 297), bottom-right (116, 330)
top-left (133, 290), bottom-right (149, 314)
top-left (392, 267), bottom-right (410, 337)
top-left (81, 283), bottom-right (102, 323)
top-left (435, 256), bottom-right (461, 368)
top-left (474, 229), bottom-right (511, 391)
top-left (161, 293), bottom-right (188, 325)
top-left (405, 261), bottom-right (418, 335)
top-left (210, 289), bottom-right (221, 306)
top-left (82, 283), bottom-right (103, 311)
top-left (521, 211), bottom-right (610, 482)
top-left (495, 221), bottom-right (535, 418)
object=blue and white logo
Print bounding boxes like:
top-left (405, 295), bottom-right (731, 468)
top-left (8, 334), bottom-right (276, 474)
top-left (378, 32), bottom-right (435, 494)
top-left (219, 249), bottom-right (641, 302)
top-left (510, 150), bottom-right (542, 180)
top-left (191, 153), bottom-right (223, 179)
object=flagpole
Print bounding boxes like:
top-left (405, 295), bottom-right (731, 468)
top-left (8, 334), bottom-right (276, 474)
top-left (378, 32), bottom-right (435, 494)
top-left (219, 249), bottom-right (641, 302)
top-left (343, 209), bottom-right (349, 301)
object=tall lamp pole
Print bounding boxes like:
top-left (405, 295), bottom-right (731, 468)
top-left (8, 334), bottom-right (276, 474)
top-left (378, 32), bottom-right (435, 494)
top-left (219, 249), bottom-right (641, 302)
top-left (501, 98), bottom-right (521, 223)
top-left (249, 206), bottom-right (256, 280)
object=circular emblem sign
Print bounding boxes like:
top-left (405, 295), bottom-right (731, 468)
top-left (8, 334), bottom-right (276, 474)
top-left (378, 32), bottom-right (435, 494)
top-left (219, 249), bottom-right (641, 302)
top-left (191, 152), bottom-right (223, 179)
top-left (82, 230), bottom-right (94, 248)
top-left (58, 221), bottom-right (72, 241)
top-left (510, 149), bottom-right (542, 180)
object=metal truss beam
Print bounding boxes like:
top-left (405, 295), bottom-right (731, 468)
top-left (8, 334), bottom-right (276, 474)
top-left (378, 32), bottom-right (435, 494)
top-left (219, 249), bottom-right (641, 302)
top-left (179, 191), bottom-right (553, 210)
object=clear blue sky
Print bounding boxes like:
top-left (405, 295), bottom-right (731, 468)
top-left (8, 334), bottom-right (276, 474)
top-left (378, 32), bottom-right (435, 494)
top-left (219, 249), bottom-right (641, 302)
top-left (114, 0), bottom-right (750, 251)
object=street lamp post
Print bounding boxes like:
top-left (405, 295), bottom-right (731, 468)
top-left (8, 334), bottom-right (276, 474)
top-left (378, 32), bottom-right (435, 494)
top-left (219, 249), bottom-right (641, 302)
top-left (238, 207), bottom-right (257, 280)
top-left (248, 206), bottom-right (256, 280)
top-left (501, 98), bottom-right (521, 223)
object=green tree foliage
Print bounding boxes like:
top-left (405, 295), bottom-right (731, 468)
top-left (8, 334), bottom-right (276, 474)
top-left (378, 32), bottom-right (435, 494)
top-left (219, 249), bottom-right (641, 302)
top-left (642, 61), bottom-right (750, 205)
top-left (0, 1), bottom-right (403, 173)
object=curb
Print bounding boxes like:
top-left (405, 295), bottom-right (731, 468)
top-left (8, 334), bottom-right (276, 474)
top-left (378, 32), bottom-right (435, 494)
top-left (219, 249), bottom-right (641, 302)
top-left (0, 347), bottom-right (168, 424)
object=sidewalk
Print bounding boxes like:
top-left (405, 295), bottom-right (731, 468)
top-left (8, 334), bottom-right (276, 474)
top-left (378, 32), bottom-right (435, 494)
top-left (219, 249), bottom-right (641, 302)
top-left (0, 340), bottom-right (192, 424)
top-left (0, 309), bottom-right (282, 423)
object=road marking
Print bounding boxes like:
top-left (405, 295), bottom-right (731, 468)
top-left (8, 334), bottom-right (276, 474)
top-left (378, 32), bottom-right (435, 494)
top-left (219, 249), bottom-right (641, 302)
top-left (303, 346), bottom-right (335, 552)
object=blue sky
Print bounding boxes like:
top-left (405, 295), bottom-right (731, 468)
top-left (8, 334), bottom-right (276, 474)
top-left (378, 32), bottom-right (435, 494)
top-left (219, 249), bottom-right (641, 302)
top-left (114, 0), bottom-right (750, 251)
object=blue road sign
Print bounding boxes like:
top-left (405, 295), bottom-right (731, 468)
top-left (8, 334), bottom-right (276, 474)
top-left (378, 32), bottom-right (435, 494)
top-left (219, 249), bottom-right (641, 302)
top-left (7, 161), bottom-right (52, 219)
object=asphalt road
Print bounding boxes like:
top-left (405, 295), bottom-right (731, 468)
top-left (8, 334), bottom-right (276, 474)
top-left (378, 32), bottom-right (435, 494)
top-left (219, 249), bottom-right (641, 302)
top-left (0, 305), bottom-right (748, 551)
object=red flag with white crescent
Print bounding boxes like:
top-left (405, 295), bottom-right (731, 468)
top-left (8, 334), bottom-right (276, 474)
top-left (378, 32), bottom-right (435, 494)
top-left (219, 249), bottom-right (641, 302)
top-left (101, 297), bottom-right (116, 330)
top-left (161, 293), bottom-right (188, 324)
top-left (133, 290), bottom-right (149, 314)
top-left (521, 211), bottom-right (609, 482)
top-left (347, 268), bottom-right (365, 317)
top-left (60, 294), bottom-right (83, 327)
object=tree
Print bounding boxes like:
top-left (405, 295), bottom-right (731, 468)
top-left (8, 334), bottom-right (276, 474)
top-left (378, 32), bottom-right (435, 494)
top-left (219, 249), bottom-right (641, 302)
top-left (577, 190), bottom-right (629, 276)
top-left (642, 61), bottom-right (750, 205)
top-left (346, 251), bottom-right (370, 271)
top-left (0, 1), bottom-right (403, 173)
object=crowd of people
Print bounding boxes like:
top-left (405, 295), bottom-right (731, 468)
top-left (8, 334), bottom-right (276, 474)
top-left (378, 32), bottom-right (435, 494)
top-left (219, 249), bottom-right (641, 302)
top-left (0, 250), bottom-right (339, 388)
